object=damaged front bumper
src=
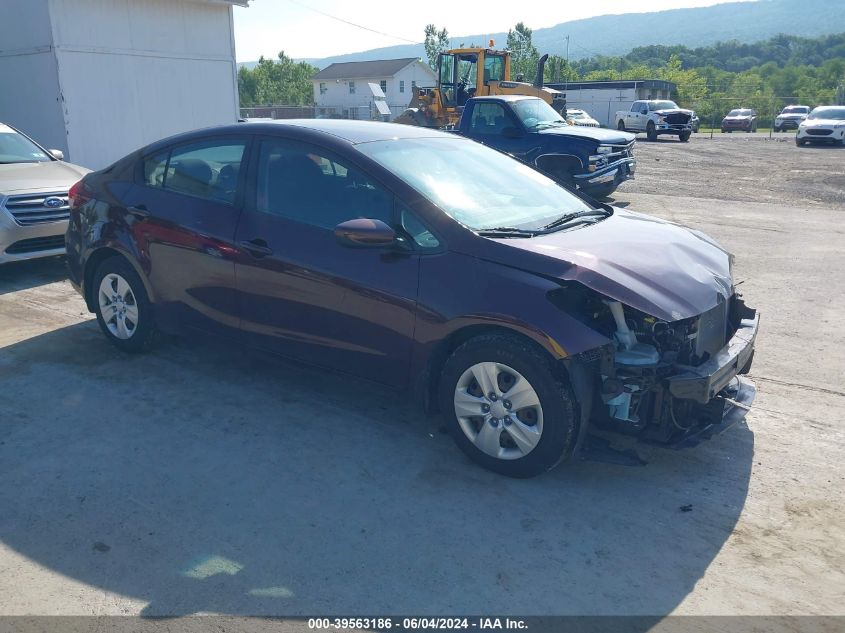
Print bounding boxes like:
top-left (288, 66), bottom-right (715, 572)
top-left (573, 157), bottom-right (636, 191)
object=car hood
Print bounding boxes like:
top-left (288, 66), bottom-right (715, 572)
top-left (487, 208), bottom-right (732, 322)
top-left (778, 113), bottom-right (807, 119)
top-left (802, 118), bottom-right (843, 127)
top-left (0, 160), bottom-right (89, 194)
top-left (654, 109), bottom-right (693, 116)
top-left (537, 125), bottom-right (634, 144)
top-left (723, 116), bottom-right (752, 121)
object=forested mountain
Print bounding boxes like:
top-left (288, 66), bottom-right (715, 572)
top-left (273, 0), bottom-right (845, 70)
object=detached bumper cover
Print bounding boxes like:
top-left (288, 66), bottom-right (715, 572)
top-left (667, 309), bottom-right (759, 404)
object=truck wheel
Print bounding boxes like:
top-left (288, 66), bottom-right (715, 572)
top-left (617, 120), bottom-right (626, 131)
top-left (679, 131), bottom-right (691, 142)
top-left (438, 333), bottom-right (578, 478)
top-left (646, 121), bottom-right (657, 141)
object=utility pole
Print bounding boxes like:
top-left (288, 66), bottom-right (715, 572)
top-left (564, 35), bottom-right (570, 91)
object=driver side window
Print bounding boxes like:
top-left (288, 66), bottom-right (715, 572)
top-left (254, 138), bottom-right (393, 230)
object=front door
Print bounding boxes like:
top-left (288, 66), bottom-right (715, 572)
top-left (464, 101), bottom-right (532, 161)
top-left (234, 136), bottom-right (420, 387)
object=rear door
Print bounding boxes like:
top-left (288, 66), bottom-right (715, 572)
top-left (125, 136), bottom-right (249, 336)
top-left (234, 135), bottom-right (421, 387)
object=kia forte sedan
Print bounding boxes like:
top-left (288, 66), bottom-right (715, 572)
top-left (65, 120), bottom-right (758, 477)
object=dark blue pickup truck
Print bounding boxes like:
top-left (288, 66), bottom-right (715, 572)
top-left (455, 95), bottom-right (636, 198)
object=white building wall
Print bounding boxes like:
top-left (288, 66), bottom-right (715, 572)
top-left (0, 0), bottom-right (67, 155)
top-left (0, 0), bottom-right (241, 169)
top-left (564, 85), bottom-right (673, 128)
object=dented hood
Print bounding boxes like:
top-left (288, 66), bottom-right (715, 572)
top-left (488, 208), bottom-right (732, 322)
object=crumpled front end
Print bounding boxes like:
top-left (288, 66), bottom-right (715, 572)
top-left (569, 290), bottom-right (758, 448)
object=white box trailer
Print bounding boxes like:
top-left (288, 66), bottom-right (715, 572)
top-left (547, 80), bottom-right (676, 128)
top-left (0, 0), bottom-right (248, 170)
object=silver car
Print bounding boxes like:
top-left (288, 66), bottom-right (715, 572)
top-left (0, 122), bottom-right (89, 264)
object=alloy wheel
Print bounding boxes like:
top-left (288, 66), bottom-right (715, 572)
top-left (453, 362), bottom-right (544, 460)
top-left (98, 273), bottom-right (139, 340)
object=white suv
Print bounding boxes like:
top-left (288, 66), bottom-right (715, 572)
top-left (796, 106), bottom-right (845, 147)
top-left (0, 122), bottom-right (89, 264)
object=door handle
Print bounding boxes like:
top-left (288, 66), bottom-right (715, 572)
top-left (239, 238), bottom-right (273, 258)
top-left (127, 204), bottom-right (149, 218)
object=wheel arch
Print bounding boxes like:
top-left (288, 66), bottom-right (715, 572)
top-left (83, 246), bottom-right (154, 312)
top-left (420, 323), bottom-right (570, 415)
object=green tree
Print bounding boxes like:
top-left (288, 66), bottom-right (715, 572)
top-left (424, 24), bottom-right (450, 70)
top-left (238, 51), bottom-right (318, 107)
top-left (506, 22), bottom-right (539, 81)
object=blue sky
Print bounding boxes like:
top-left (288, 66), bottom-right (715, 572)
top-left (233, 0), bottom-right (757, 62)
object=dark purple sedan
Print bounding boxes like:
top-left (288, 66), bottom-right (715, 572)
top-left (65, 120), bottom-right (758, 477)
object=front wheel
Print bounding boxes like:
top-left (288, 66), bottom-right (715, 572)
top-left (93, 256), bottom-right (155, 352)
top-left (796, 138), bottom-right (806, 147)
top-left (646, 121), bottom-right (657, 141)
top-left (617, 120), bottom-right (626, 131)
top-left (438, 334), bottom-right (578, 478)
top-left (679, 131), bottom-right (691, 142)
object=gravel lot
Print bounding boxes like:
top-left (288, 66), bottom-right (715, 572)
top-left (0, 134), bottom-right (843, 620)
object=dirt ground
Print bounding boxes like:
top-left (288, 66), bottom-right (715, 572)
top-left (0, 134), bottom-right (843, 619)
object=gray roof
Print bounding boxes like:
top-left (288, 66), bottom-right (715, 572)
top-left (312, 58), bottom-right (421, 81)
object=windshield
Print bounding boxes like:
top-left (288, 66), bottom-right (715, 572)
top-left (356, 136), bottom-right (592, 232)
top-left (0, 124), bottom-right (51, 164)
top-left (808, 107), bottom-right (845, 120)
top-left (728, 109), bottom-right (753, 116)
top-left (648, 101), bottom-right (678, 111)
top-left (511, 99), bottom-right (566, 129)
top-left (783, 106), bottom-right (809, 114)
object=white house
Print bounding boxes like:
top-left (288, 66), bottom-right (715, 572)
top-left (546, 80), bottom-right (677, 128)
top-left (312, 58), bottom-right (437, 121)
top-left (0, 0), bottom-right (248, 169)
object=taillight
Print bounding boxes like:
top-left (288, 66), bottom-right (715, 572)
top-left (68, 179), bottom-right (91, 210)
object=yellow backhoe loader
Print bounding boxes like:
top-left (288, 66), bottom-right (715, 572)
top-left (395, 44), bottom-right (566, 128)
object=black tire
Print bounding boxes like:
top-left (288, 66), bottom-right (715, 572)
top-left (92, 256), bottom-right (155, 353)
top-left (679, 131), bottom-right (691, 142)
top-left (438, 334), bottom-right (578, 478)
top-left (796, 138), bottom-right (805, 147)
top-left (646, 121), bottom-right (657, 141)
top-left (617, 120), bottom-right (626, 132)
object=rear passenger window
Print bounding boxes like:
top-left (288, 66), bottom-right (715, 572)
top-left (141, 139), bottom-right (246, 204)
top-left (255, 138), bottom-right (392, 230)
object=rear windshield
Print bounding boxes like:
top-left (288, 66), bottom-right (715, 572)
top-left (0, 124), bottom-right (51, 164)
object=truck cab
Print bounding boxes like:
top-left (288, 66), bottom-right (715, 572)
top-left (456, 96), bottom-right (636, 198)
top-left (617, 100), bottom-right (693, 142)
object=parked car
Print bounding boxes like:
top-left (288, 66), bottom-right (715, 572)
top-left (0, 122), bottom-right (89, 264)
top-left (774, 105), bottom-right (810, 132)
top-left (455, 96), bottom-right (636, 198)
top-left (690, 112), bottom-right (701, 133)
top-left (615, 100), bottom-right (693, 142)
top-left (565, 109), bottom-right (600, 128)
top-left (65, 120), bottom-right (757, 478)
top-left (796, 106), bottom-right (845, 146)
top-left (721, 109), bottom-right (757, 133)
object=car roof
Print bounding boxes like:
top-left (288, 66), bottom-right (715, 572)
top-left (142, 119), bottom-right (456, 155)
top-left (471, 95), bottom-right (539, 103)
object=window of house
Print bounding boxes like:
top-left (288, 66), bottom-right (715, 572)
top-left (411, 81), bottom-right (417, 89)
top-left (380, 80), bottom-right (387, 93)
top-left (319, 82), bottom-right (327, 95)
top-left (254, 138), bottom-right (393, 230)
top-left (349, 81), bottom-right (356, 94)
top-left (399, 80), bottom-right (405, 93)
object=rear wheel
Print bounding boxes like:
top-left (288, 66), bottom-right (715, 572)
top-left (438, 334), bottom-right (578, 478)
top-left (93, 256), bottom-right (155, 352)
top-left (646, 121), bottom-right (657, 141)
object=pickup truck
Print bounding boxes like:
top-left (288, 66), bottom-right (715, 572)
top-left (616, 100), bottom-right (693, 142)
top-left (455, 95), bottom-right (636, 198)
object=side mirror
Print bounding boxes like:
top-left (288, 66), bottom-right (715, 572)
top-left (335, 218), bottom-right (396, 248)
top-left (48, 149), bottom-right (64, 160)
top-left (501, 126), bottom-right (523, 138)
